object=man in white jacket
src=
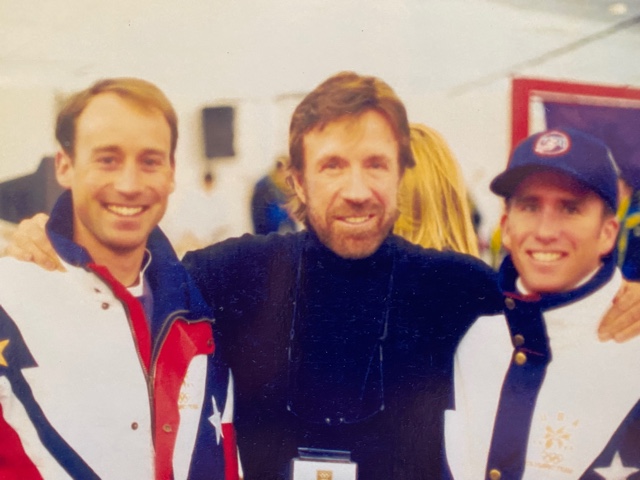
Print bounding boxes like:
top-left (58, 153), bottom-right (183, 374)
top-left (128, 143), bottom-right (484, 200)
top-left (445, 128), bottom-right (640, 480)
top-left (0, 78), bottom-right (238, 480)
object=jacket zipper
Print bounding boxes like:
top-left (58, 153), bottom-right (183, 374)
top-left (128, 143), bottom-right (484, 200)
top-left (124, 306), bottom-right (215, 479)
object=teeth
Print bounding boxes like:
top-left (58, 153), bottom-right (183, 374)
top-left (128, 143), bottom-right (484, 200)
top-left (106, 205), bottom-right (144, 216)
top-left (531, 252), bottom-right (562, 262)
top-left (342, 216), bottom-right (370, 224)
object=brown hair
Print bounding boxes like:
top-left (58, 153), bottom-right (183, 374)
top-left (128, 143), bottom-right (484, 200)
top-left (56, 77), bottom-right (178, 163)
top-left (288, 71), bottom-right (414, 220)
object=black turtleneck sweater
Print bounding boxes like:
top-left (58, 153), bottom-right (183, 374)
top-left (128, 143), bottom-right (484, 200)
top-left (183, 230), bottom-right (501, 480)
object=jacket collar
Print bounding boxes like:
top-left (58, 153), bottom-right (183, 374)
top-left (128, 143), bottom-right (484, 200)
top-left (498, 253), bottom-right (616, 311)
top-left (46, 191), bottom-right (212, 326)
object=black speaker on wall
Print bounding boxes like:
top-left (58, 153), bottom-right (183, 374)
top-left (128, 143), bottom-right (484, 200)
top-left (202, 106), bottom-right (235, 158)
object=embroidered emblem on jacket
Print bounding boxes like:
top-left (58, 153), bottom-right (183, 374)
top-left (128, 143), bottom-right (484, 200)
top-left (527, 411), bottom-right (579, 475)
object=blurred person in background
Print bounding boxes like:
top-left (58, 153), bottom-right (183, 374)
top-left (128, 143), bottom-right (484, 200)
top-left (394, 123), bottom-right (479, 256)
top-left (250, 155), bottom-right (297, 235)
top-left (617, 151), bottom-right (640, 280)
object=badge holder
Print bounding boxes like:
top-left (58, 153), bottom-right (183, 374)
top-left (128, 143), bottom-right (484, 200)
top-left (290, 447), bottom-right (357, 480)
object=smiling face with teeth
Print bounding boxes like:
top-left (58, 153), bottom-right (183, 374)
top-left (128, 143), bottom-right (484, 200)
top-left (501, 170), bottom-right (619, 294)
top-left (292, 110), bottom-right (401, 259)
top-left (55, 92), bottom-right (175, 266)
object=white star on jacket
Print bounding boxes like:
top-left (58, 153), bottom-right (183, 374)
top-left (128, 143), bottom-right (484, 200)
top-left (594, 451), bottom-right (640, 480)
top-left (208, 396), bottom-right (223, 445)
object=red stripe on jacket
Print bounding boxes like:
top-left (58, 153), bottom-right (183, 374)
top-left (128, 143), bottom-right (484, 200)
top-left (222, 423), bottom-right (240, 480)
top-left (153, 319), bottom-right (215, 479)
top-left (0, 402), bottom-right (43, 480)
top-left (88, 263), bottom-right (229, 479)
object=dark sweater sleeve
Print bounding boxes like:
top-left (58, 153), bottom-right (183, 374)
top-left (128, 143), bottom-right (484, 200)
top-left (452, 252), bottom-right (502, 317)
top-left (401, 239), bottom-right (502, 318)
top-left (431, 250), bottom-right (503, 346)
top-left (181, 244), bottom-right (225, 310)
top-left (181, 234), bottom-right (262, 312)
top-left (394, 239), bottom-right (503, 344)
top-left (181, 232), bottom-right (298, 316)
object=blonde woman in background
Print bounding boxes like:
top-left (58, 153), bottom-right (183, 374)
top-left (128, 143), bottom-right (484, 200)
top-left (394, 123), bottom-right (480, 256)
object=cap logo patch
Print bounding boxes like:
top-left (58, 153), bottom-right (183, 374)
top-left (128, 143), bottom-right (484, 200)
top-left (534, 131), bottom-right (570, 156)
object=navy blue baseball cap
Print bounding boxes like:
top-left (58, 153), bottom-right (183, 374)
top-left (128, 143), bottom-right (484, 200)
top-left (490, 128), bottom-right (619, 211)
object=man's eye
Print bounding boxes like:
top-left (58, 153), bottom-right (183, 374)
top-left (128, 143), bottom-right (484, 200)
top-left (322, 160), bottom-right (340, 170)
top-left (97, 156), bottom-right (116, 165)
top-left (143, 157), bottom-right (162, 167)
top-left (520, 203), bottom-right (537, 212)
top-left (564, 205), bottom-right (580, 214)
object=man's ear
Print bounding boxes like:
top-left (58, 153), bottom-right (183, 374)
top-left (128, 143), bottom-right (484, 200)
top-left (290, 170), bottom-right (307, 205)
top-left (55, 150), bottom-right (74, 189)
top-left (599, 215), bottom-right (620, 257)
top-left (168, 163), bottom-right (176, 194)
top-left (499, 209), bottom-right (512, 252)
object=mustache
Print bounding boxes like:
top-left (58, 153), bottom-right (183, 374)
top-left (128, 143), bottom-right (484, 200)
top-left (331, 202), bottom-right (382, 217)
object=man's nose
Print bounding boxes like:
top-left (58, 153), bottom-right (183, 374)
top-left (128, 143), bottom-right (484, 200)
top-left (341, 168), bottom-right (372, 203)
top-left (114, 161), bottom-right (143, 195)
top-left (534, 209), bottom-right (561, 242)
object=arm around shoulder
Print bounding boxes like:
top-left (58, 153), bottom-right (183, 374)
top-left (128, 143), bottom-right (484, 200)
top-left (2, 213), bottom-right (63, 272)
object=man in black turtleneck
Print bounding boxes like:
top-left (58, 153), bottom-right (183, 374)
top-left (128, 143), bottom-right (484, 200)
top-left (445, 129), bottom-right (640, 479)
top-left (183, 72), bottom-right (502, 480)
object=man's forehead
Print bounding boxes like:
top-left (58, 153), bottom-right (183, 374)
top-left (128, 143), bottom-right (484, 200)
top-left (302, 112), bottom-right (399, 155)
top-left (314, 107), bottom-right (395, 133)
top-left (80, 93), bottom-right (156, 120)
top-left (76, 93), bottom-right (171, 144)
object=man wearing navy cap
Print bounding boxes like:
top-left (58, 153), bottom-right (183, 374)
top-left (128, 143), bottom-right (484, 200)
top-left (446, 128), bottom-right (640, 479)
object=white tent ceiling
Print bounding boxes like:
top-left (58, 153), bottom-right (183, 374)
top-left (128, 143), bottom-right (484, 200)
top-left (1, 0), bottom-right (639, 98)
